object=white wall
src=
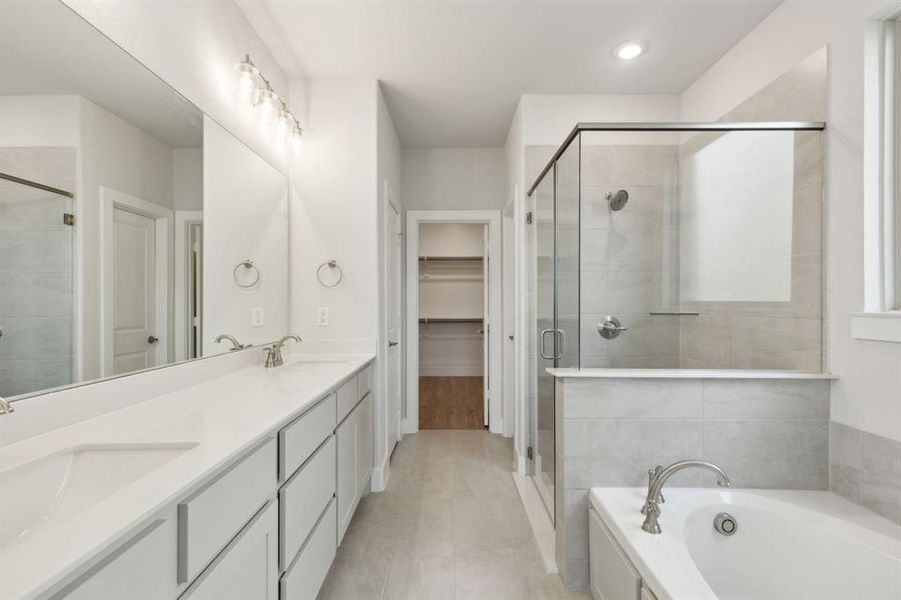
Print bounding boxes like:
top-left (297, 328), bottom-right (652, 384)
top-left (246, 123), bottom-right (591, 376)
top-left (403, 148), bottom-right (505, 210)
top-left (173, 149), bottom-right (203, 210)
top-left (680, 0), bottom-right (901, 443)
top-left (290, 78), bottom-right (379, 351)
top-left (63, 0), bottom-right (290, 174)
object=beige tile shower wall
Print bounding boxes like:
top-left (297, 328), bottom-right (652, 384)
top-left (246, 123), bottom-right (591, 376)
top-left (579, 144), bottom-right (680, 369)
top-left (554, 375), bottom-right (831, 591)
top-left (678, 49), bottom-right (827, 372)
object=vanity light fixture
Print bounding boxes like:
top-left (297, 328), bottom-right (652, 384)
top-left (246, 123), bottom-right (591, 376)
top-left (236, 54), bottom-right (303, 151)
top-left (613, 40), bottom-right (647, 60)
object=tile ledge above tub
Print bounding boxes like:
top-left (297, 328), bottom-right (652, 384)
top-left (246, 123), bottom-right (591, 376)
top-left (546, 368), bottom-right (838, 380)
top-left (850, 311), bottom-right (901, 343)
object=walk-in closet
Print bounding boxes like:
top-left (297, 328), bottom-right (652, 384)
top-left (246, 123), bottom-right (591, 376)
top-left (417, 223), bottom-right (487, 429)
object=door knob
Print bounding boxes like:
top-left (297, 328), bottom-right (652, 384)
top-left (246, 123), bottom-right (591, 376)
top-left (148, 335), bottom-right (159, 344)
top-left (388, 341), bottom-right (399, 347)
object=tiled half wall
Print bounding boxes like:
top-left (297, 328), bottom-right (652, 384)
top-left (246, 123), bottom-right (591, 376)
top-left (553, 375), bottom-right (832, 590)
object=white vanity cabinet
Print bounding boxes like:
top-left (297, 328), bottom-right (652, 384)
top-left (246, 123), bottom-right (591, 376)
top-left (42, 360), bottom-right (375, 600)
top-left (336, 385), bottom-right (373, 543)
top-left (589, 503), bottom-right (657, 600)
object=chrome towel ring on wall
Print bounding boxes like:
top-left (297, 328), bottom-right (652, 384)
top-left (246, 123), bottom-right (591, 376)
top-left (317, 259), bottom-right (344, 288)
top-left (233, 259), bottom-right (261, 288)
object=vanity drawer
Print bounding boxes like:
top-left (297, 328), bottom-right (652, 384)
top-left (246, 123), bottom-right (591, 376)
top-left (358, 364), bottom-right (373, 400)
top-left (336, 376), bottom-right (359, 424)
top-left (280, 499), bottom-right (337, 600)
top-left (279, 434), bottom-right (336, 571)
top-left (279, 393), bottom-right (336, 481)
top-left (178, 438), bottom-right (277, 584)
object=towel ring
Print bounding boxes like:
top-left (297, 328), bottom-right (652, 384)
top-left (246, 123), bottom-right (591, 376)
top-left (233, 259), bottom-right (261, 288)
top-left (317, 259), bottom-right (344, 288)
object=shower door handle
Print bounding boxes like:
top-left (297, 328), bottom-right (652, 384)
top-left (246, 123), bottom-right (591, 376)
top-left (554, 329), bottom-right (566, 360)
top-left (539, 328), bottom-right (555, 360)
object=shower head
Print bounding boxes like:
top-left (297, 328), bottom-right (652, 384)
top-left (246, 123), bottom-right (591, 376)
top-left (606, 189), bottom-right (629, 211)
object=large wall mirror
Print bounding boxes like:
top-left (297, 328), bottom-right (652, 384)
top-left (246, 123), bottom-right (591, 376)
top-left (0, 0), bottom-right (289, 399)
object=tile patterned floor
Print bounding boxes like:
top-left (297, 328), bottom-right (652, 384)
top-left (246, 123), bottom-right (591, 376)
top-left (319, 430), bottom-right (591, 600)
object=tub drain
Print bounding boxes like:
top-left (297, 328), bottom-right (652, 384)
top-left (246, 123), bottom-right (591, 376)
top-left (714, 512), bottom-right (737, 536)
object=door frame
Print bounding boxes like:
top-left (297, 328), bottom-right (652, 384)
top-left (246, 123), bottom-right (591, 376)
top-left (404, 209), bottom-right (503, 434)
top-left (99, 186), bottom-right (173, 377)
top-left (175, 210), bottom-right (203, 362)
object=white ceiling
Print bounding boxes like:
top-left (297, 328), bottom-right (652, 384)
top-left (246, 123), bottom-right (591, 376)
top-left (239, 0), bottom-right (781, 148)
top-left (1, 0), bottom-right (203, 148)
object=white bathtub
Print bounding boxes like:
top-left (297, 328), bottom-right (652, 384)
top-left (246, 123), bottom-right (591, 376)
top-left (590, 488), bottom-right (901, 600)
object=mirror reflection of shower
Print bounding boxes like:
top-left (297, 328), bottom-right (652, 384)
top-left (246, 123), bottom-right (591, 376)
top-left (605, 189), bottom-right (629, 210)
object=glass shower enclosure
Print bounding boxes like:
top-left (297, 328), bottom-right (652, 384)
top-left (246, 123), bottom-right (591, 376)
top-left (527, 122), bottom-right (826, 522)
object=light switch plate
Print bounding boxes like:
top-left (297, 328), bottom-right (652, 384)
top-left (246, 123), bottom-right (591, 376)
top-left (251, 307), bottom-right (264, 327)
top-left (317, 306), bottom-right (329, 327)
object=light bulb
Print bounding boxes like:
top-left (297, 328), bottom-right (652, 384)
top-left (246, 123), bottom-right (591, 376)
top-left (257, 86), bottom-right (279, 121)
top-left (275, 108), bottom-right (291, 137)
top-left (290, 125), bottom-right (303, 152)
top-left (236, 55), bottom-right (257, 98)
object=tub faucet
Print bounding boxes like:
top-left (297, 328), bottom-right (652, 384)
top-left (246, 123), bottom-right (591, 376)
top-left (0, 395), bottom-right (13, 415)
top-left (641, 460), bottom-right (732, 534)
top-left (264, 334), bottom-right (302, 368)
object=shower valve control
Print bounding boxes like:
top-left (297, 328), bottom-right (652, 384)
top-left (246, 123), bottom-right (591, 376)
top-left (598, 316), bottom-right (628, 340)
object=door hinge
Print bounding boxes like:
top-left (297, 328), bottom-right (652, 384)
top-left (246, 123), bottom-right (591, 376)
top-left (525, 211), bottom-right (533, 225)
top-left (527, 446), bottom-right (534, 460)
top-left (63, 213), bottom-right (75, 226)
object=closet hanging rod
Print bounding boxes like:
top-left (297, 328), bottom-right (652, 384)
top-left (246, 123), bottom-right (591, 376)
top-left (418, 256), bottom-right (483, 261)
top-left (419, 317), bottom-right (483, 323)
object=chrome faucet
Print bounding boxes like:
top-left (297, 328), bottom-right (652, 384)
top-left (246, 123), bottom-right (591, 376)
top-left (215, 334), bottom-right (247, 351)
top-left (0, 396), bottom-right (13, 415)
top-left (641, 460), bottom-right (732, 534)
top-left (264, 334), bottom-right (302, 368)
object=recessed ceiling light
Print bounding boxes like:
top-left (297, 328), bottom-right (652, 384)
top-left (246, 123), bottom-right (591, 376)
top-left (614, 40), bottom-right (647, 61)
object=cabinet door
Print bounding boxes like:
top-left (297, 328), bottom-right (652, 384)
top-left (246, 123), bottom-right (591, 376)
top-left (356, 393), bottom-right (373, 496)
top-left (53, 512), bottom-right (177, 600)
top-left (336, 409), bottom-right (358, 544)
top-left (180, 501), bottom-right (278, 600)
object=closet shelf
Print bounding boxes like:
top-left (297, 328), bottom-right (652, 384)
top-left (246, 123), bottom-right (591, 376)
top-left (419, 274), bottom-right (484, 281)
top-left (418, 256), bottom-right (483, 262)
top-left (419, 317), bottom-right (483, 323)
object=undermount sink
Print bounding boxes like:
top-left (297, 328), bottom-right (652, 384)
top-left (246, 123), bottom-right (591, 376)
top-left (0, 442), bottom-right (197, 549)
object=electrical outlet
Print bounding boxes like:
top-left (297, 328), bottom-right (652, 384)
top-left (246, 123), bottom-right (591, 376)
top-left (316, 306), bottom-right (329, 327)
top-left (251, 307), bottom-right (265, 327)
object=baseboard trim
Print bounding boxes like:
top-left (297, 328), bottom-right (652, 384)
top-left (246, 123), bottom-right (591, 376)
top-left (512, 472), bottom-right (557, 574)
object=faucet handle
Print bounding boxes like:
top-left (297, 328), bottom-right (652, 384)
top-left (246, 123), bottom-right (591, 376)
top-left (641, 466), bottom-right (665, 514)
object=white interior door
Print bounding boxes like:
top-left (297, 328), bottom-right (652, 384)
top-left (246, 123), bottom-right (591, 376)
top-left (113, 207), bottom-right (157, 374)
top-left (387, 201), bottom-right (403, 446)
top-left (482, 225), bottom-right (490, 427)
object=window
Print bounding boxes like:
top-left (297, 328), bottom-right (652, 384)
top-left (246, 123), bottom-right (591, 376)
top-left (854, 15), bottom-right (901, 342)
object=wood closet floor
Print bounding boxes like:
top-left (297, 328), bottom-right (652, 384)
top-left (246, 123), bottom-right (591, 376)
top-left (419, 376), bottom-right (484, 429)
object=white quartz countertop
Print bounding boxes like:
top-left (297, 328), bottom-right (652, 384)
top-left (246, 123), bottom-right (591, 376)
top-left (547, 368), bottom-right (838, 379)
top-left (0, 354), bottom-right (374, 600)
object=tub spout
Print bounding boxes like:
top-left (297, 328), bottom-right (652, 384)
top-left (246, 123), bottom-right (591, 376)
top-left (641, 460), bottom-right (732, 534)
